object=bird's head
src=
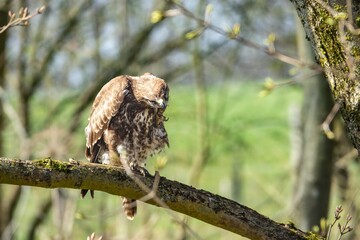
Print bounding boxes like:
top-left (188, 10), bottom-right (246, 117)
top-left (132, 72), bottom-right (169, 109)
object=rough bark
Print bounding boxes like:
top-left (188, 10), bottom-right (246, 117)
top-left (0, 157), bottom-right (310, 240)
top-left (289, 0), bottom-right (360, 153)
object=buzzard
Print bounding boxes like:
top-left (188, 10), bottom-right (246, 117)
top-left (81, 72), bottom-right (169, 220)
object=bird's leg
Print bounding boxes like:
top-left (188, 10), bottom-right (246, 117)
top-left (117, 146), bottom-right (149, 176)
top-left (129, 162), bottom-right (149, 176)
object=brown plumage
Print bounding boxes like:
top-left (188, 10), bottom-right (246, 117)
top-left (81, 72), bottom-right (169, 220)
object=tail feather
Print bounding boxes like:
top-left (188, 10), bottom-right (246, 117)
top-left (82, 142), bottom-right (100, 199)
top-left (81, 189), bottom-right (94, 199)
top-left (122, 198), bottom-right (137, 220)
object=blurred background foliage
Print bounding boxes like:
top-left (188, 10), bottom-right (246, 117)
top-left (0, 0), bottom-right (359, 239)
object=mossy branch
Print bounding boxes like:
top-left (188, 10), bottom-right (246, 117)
top-left (0, 157), bottom-right (312, 240)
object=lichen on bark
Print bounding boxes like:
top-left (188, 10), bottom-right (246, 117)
top-left (290, 0), bottom-right (360, 153)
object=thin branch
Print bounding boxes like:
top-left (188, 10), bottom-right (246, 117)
top-left (0, 6), bottom-right (45, 34)
top-left (168, 0), bottom-right (322, 71)
top-left (321, 102), bottom-right (340, 139)
top-left (27, 2), bottom-right (91, 98)
top-left (0, 157), bottom-right (310, 240)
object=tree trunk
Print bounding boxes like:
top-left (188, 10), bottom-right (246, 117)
top-left (289, 0), bottom-right (360, 153)
top-left (297, 63), bottom-right (334, 231)
top-left (290, 14), bottom-right (335, 230)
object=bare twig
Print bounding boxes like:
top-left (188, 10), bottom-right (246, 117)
top-left (327, 205), bottom-right (343, 239)
top-left (321, 102), bottom-right (340, 139)
top-left (0, 6), bottom-right (45, 34)
top-left (167, 0), bottom-right (322, 71)
top-left (337, 214), bottom-right (353, 239)
top-left (326, 205), bottom-right (353, 240)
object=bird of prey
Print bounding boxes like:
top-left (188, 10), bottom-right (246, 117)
top-left (81, 72), bottom-right (169, 220)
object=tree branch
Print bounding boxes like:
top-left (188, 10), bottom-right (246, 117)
top-left (0, 6), bottom-right (45, 34)
top-left (0, 157), bottom-right (310, 240)
top-left (168, 0), bottom-right (322, 71)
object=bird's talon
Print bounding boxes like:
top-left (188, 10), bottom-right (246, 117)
top-left (139, 167), bottom-right (150, 176)
top-left (129, 163), bottom-right (149, 176)
top-left (69, 158), bottom-right (80, 165)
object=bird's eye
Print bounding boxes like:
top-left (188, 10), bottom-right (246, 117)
top-left (162, 88), bottom-right (169, 101)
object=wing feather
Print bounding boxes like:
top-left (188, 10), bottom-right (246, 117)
top-left (85, 76), bottom-right (130, 160)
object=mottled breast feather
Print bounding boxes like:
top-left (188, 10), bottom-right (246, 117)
top-left (83, 73), bottom-right (169, 220)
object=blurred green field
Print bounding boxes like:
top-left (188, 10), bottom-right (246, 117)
top-left (7, 81), bottom-right (303, 239)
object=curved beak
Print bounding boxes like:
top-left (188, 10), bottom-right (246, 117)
top-left (156, 98), bottom-right (167, 109)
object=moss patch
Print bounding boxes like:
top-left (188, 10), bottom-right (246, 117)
top-left (33, 158), bottom-right (73, 173)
